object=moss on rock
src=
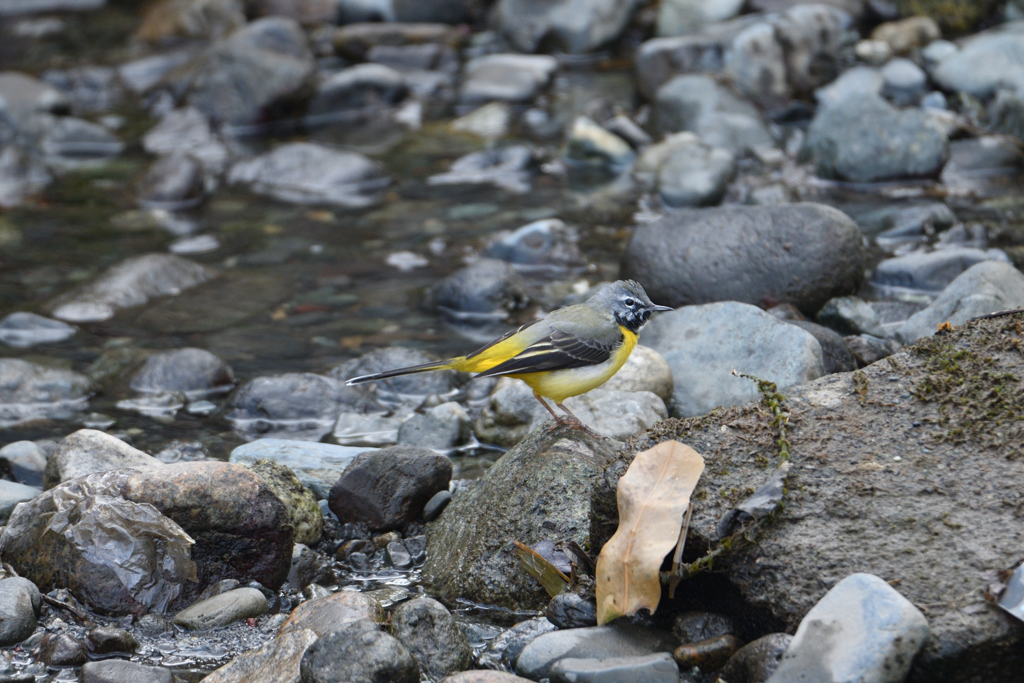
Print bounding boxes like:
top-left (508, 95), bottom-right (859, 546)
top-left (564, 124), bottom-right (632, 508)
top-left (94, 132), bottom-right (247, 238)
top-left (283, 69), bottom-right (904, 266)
top-left (247, 459), bottom-right (323, 546)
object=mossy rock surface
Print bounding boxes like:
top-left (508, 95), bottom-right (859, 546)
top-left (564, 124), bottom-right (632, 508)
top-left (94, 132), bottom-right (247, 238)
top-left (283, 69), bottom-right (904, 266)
top-left (247, 459), bottom-right (323, 546)
top-left (627, 313), bottom-right (1024, 683)
top-left (894, 0), bottom-right (1001, 35)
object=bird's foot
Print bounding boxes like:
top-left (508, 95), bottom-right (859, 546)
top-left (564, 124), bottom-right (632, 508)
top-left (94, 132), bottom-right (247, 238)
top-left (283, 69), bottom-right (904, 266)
top-left (546, 415), bottom-right (605, 439)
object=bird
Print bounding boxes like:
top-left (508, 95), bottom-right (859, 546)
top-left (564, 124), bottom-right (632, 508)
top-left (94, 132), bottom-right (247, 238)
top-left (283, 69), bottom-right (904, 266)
top-left (345, 280), bottom-right (672, 436)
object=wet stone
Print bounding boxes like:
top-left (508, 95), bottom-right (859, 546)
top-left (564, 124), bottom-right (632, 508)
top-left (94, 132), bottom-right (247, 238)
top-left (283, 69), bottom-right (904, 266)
top-left (173, 587), bottom-right (270, 629)
top-left (136, 153), bottom-right (205, 210)
top-left (0, 440), bottom-right (47, 485)
top-left (308, 63), bottom-right (408, 120)
top-left (334, 346), bottom-right (459, 402)
top-left (142, 107), bottom-right (228, 175)
top-left (460, 54), bottom-right (557, 105)
top-left (444, 673), bottom-right (534, 683)
top-left (425, 259), bottom-right (529, 320)
top-left (516, 624), bottom-right (679, 680)
top-left (492, 0), bottom-right (639, 54)
top-left (81, 660), bottom-right (174, 683)
top-left (479, 618), bottom-right (558, 671)
top-left (718, 633), bottom-right (791, 683)
top-left (422, 490), bottom-right (451, 522)
top-left (0, 312), bottom-right (75, 348)
top-left (672, 612), bottom-right (735, 644)
top-left (300, 620), bottom-right (419, 683)
top-left (550, 652), bottom-right (679, 683)
top-left (203, 628), bottom-right (318, 683)
top-left (280, 590), bottom-right (383, 637)
top-left (0, 577), bottom-right (40, 646)
top-left (390, 597), bottom-right (472, 679)
top-left (227, 373), bottom-right (344, 442)
top-left (85, 626), bottom-right (138, 655)
top-left (428, 146), bottom-right (535, 194)
top-left (386, 541), bottom-right (413, 568)
top-left (483, 219), bottom-right (583, 270)
top-left (288, 544), bottom-right (330, 590)
top-left (673, 634), bottom-right (743, 671)
top-left (129, 347), bottom-right (233, 398)
top-left (39, 116), bottom-right (124, 166)
top-left (0, 359), bottom-right (91, 428)
top-left (38, 633), bottom-right (87, 667)
top-left (546, 592), bottom-right (597, 629)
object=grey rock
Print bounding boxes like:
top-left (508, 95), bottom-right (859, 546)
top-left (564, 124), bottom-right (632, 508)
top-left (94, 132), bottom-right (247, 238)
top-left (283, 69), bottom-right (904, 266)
top-left (719, 633), bottom-right (791, 683)
top-left (246, 459), bottom-right (324, 545)
top-left (143, 107), bottom-right (229, 175)
top-left (603, 115), bottom-right (652, 148)
top-left (987, 89), bottom-right (1024, 144)
top-left (43, 66), bottom-right (121, 114)
top-left (428, 146), bottom-right (534, 194)
top-left (40, 116), bottom-right (124, 166)
top-left (202, 628), bottom-right (318, 683)
top-left (845, 334), bottom-right (901, 367)
top-left (423, 490), bottom-right (451, 521)
top-left (546, 592), bottom-right (597, 629)
top-left (814, 66), bottom-right (882, 109)
top-left (656, 136), bottom-right (735, 207)
top-left (784, 320), bottom-right (856, 375)
top-left (0, 359), bottom-right (91, 428)
top-left (333, 412), bottom-right (403, 447)
top-left (921, 38), bottom-right (958, 66)
top-left (226, 373), bottom-right (345, 442)
top-left (43, 429), bottom-right (162, 489)
top-left (0, 312), bottom-right (76, 348)
top-left (85, 626), bottom-right (138, 655)
top-left (673, 612), bottom-right (735, 643)
top-left (803, 93), bottom-right (948, 182)
top-left (516, 624), bottom-right (679, 680)
top-left (386, 541), bottom-right (413, 568)
top-left (880, 57), bottom-right (926, 106)
top-left (817, 296), bottom-right (886, 337)
top-left (390, 598), bottom-right (472, 679)
top-left (658, 0), bottom-right (744, 37)
top-left (197, 578), bottom-right (240, 603)
top-left (81, 660), bottom-right (174, 683)
top-left (460, 54), bottom-right (557, 105)
top-left (171, 17), bottom-right (315, 127)
top-left (772, 4), bottom-right (852, 95)
top-left (624, 204), bottom-right (864, 315)
top-left (492, 0), bottom-right (640, 54)
top-left (856, 202), bottom-right (956, 245)
top-left (0, 145), bottom-right (52, 207)
top-left (328, 445), bottom-right (452, 531)
top-left (725, 21), bottom-right (789, 109)
top-left (308, 63), bottom-right (408, 121)
top-left (550, 653), bottom-right (679, 683)
top-left (931, 27), bottom-right (1024, 99)
top-left (655, 75), bottom-right (774, 154)
top-left (564, 116), bottom-right (634, 175)
top-left (600, 345), bottom-right (673, 402)
top-left (0, 72), bottom-right (69, 131)
top-left (473, 380), bottom-right (667, 446)
top-left (49, 253), bottom-right (215, 323)
top-left (425, 427), bottom-right (617, 610)
top-left (173, 587), bottom-right (269, 629)
top-left (398, 402), bottom-right (471, 450)
top-left (300, 620), bottom-right (419, 683)
top-left (643, 302), bottom-right (824, 417)
top-left (229, 143), bottom-right (389, 207)
top-left (484, 219), bottom-right (583, 269)
top-left (0, 440), bottom-right (47, 486)
top-left (480, 618), bottom-right (557, 670)
top-left (119, 51), bottom-right (193, 94)
top-left (332, 346), bottom-right (459, 401)
top-left (130, 348), bottom-right (233, 399)
top-left (873, 248), bottom-right (1006, 293)
top-left (0, 480), bottom-right (41, 523)
top-left (899, 261), bottom-right (1024, 342)
top-left (334, 22), bottom-right (461, 61)
top-left (287, 543), bottom-right (330, 589)
top-left (426, 259), bottom-right (529, 320)
top-left (767, 573), bottom-right (928, 683)
top-left (38, 632), bottom-right (87, 666)
top-left (280, 590), bottom-right (383, 637)
top-left (445, 673), bottom-right (535, 683)
top-left (0, 577), bottom-right (40, 646)
top-left (137, 153), bottom-right (204, 210)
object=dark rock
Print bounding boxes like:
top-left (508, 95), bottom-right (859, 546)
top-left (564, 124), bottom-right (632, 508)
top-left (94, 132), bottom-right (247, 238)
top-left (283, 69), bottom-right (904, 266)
top-left (300, 620), bottom-right (419, 683)
top-left (38, 633), bottom-right (87, 667)
top-left (81, 660), bottom-right (174, 683)
top-left (228, 143), bottom-right (389, 207)
top-left (129, 347), bottom-right (233, 398)
top-left (280, 591), bottom-right (383, 637)
top-left (392, 0), bottom-right (469, 23)
top-left (136, 153), bottom-right (205, 210)
top-left (390, 597), bottom-right (472, 679)
top-left (672, 612), bottom-right (735, 644)
top-left (425, 259), bottom-right (529, 320)
top-left (0, 358), bottom-right (90, 428)
top-left (718, 633), bottom-right (791, 683)
top-left (424, 427), bottom-right (617, 610)
top-left (0, 312), bottom-right (76, 348)
top-left (516, 624), bottom-right (679, 680)
top-left (624, 204), bottom-right (864, 315)
top-left (386, 541), bottom-right (413, 568)
top-left (308, 64), bottom-right (408, 120)
top-left (85, 626), bottom-right (138, 655)
top-left (329, 445), bottom-right (451, 532)
top-left (43, 428), bottom-right (161, 490)
top-left (673, 634), bottom-right (743, 671)
top-left (484, 219), bottom-right (583, 269)
top-left (136, 613), bottom-right (175, 636)
top-left (492, 0), bottom-right (639, 54)
top-left (460, 55), bottom-right (557, 105)
top-left (173, 587), bottom-right (269, 629)
top-left (226, 373), bottom-right (344, 442)
top-left (550, 652), bottom-right (679, 683)
top-left (816, 297), bottom-right (886, 337)
top-left (203, 628), bottom-right (318, 683)
top-left (479, 618), bottom-right (557, 670)
top-left (404, 535), bottom-right (427, 563)
top-left (802, 93), bottom-right (948, 182)
top-left (784, 320), bottom-right (856, 374)
top-left (248, 459), bottom-right (323, 546)
top-left (423, 490), bottom-right (451, 521)
top-left (546, 592), bottom-right (597, 629)
top-left (0, 577), bottom-right (40, 646)
top-left (169, 17), bottom-right (315, 127)
top-left (288, 544), bottom-right (331, 590)
top-left (845, 334), bottom-right (901, 367)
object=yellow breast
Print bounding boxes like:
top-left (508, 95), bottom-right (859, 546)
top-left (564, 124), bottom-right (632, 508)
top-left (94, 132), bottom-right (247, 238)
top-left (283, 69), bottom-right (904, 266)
top-left (513, 326), bottom-right (638, 403)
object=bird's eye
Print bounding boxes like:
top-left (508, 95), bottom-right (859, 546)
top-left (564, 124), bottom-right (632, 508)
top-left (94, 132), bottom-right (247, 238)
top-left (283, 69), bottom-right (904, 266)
top-left (624, 298), bottom-right (635, 307)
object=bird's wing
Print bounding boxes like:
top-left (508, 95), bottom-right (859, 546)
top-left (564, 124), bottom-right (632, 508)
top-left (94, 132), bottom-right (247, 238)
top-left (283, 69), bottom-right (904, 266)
top-left (473, 327), bottom-right (622, 378)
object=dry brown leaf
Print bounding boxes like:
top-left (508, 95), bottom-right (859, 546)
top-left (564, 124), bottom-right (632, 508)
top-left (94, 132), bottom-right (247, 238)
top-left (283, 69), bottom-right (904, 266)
top-left (595, 440), bottom-right (705, 625)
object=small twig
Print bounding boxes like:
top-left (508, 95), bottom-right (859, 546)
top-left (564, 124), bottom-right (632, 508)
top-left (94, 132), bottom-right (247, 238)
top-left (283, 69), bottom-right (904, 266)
top-left (668, 503), bottom-right (694, 599)
top-left (41, 594), bottom-right (89, 623)
top-left (2, 562), bottom-right (18, 578)
top-left (968, 308), bottom-right (1024, 322)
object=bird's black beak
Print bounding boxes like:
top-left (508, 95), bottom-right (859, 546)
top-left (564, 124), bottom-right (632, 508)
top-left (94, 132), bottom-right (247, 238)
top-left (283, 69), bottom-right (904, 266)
top-left (650, 305), bottom-right (673, 312)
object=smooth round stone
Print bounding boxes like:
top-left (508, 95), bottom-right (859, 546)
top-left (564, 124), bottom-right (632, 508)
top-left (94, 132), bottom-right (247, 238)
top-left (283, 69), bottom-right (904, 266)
top-left (546, 592), bottom-right (597, 629)
top-left (0, 577), bottom-right (41, 646)
top-left (173, 588), bottom-right (269, 629)
top-left (301, 620), bottom-right (419, 683)
top-left (390, 598), bottom-right (472, 680)
top-left (423, 490), bottom-right (452, 521)
top-left (82, 660), bottom-right (174, 683)
top-left (386, 541), bottom-right (413, 569)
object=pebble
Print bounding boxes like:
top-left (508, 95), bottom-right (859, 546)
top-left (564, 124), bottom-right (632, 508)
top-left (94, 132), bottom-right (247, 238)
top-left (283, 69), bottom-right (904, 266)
top-left (484, 218), bottom-right (583, 269)
top-left (718, 633), bottom-right (791, 683)
top-left (673, 612), bottom-right (736, 643)
top-left (425, 259), bottom-right (529, 320)
top-left (37, 633), bottom-right (87, 666)
top-left (880, 58), bottom-right (927, 106)
top-left (39, 116), bottom-right (124, 166)
top-left (816, 296), bottom-right (886, 337)
top-left (301, 620), bottom-right (419, 683)
top-left (871, 16), bottom-right (941, 55)
top-left (872, 247), bottom-right (1007, 293)
top-left (428, 146), bottom-right (535, 194)
top-left (657, 0), bottom-right (744, 36)
top-left (173, 588), bottom-right (270, 630)
top-left (516, 624), bottom-right (679, 680)
top-left (0, 577), bottom-right (40, 646)
top-left (81, 660), bottom-right (174, 683)
top-left (136, 153), bottom-right (205, 210)
top-left (564, 116), bottom-right (635, 175)
top-left (546, 592), bottom-right (597, 629)
top-left (444, 673), bottom-right (534, 683)
top-left (0, 440), bottom-right (47, 486)
top-left (550, 652), bottom-right (679, 683)
top-left (767, 573), bottom-right (928, 683)
top-left (202, 628), bottom-right (318, 683)
top-left (480, 617), bottom-right (557, 670)
top-left (142, 107), bottom-right (229, 175)
top-left (673, 634), bottom-right (743, 670)
top-left (280, 591), bottom-right (383, 637)
top-left (308, 63), bottom-right (408, 121)
top-left (328, 445), bottom-right (452, 531)
top-left (390, 597), bottom-right (472, 679)
top-left (460, 54), bottom-right (557, 104)
top-left (814, 66), bottom-right (882, 109)
top-left (0, 312), bottom-right (75, 347)
top-left (655, 74), bottom-right (774, 154)
top-left (452, 102), bottom-right (512, 139)
top-left (0, 358), bottom-right (91, 428)
top-left (423, 490), bottom-right (452, 521)
top-left (656, 136), bottom-right (736, 207)
top-left (84, 626), bottom-right (138, 655)
top-left (493, 0), bottom-right (640, 53)
top-left (386, 541), bottom-right (413, 568)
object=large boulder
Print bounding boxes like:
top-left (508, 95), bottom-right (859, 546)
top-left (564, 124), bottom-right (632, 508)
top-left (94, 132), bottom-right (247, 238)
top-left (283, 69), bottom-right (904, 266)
top-left (626, 312), bottom-right (1024, 682)
top-left (624, 204), bottom-right (864, 315)
top-left (643, 302), bottom-right (824, 417)
top-left (424, 427), bottom-right (619, 610)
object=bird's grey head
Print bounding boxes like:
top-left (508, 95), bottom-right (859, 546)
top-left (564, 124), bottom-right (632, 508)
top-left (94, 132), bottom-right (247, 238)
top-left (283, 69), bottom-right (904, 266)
top-left (590, 280), bottom-right (672, 333)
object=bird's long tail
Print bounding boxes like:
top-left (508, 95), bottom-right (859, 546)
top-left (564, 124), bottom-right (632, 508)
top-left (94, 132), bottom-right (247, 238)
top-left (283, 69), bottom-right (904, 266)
top-left (345, 357), bottom-right (466, 385)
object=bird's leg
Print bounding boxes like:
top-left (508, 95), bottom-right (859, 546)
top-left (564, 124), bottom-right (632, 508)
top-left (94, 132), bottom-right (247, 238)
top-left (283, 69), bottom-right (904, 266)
top-left (534, 394), bottom-right (571, 431)
top-left (555, 402), bottom-right (605, 440)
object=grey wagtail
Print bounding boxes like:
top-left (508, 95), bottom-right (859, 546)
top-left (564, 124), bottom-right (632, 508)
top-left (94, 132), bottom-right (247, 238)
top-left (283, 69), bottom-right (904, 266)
top-left (346, 280), bottom-right (672, 433)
